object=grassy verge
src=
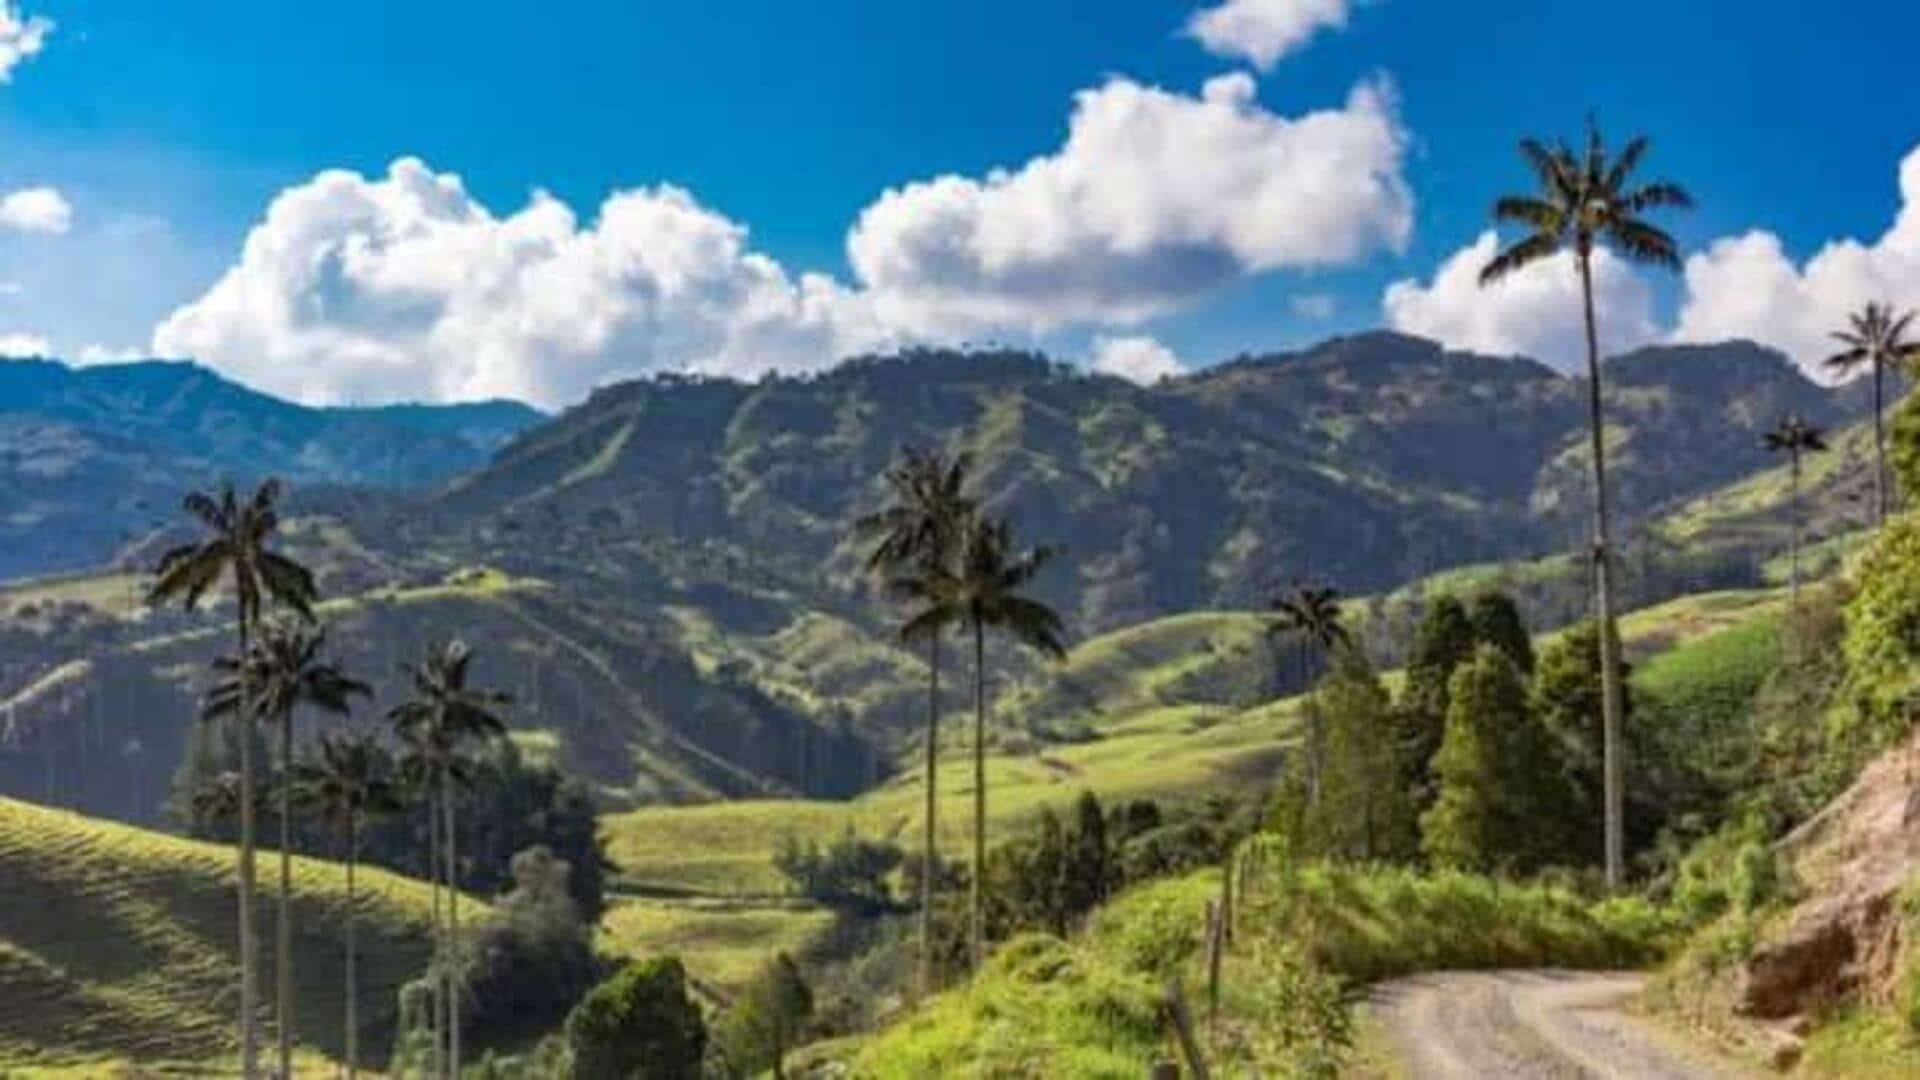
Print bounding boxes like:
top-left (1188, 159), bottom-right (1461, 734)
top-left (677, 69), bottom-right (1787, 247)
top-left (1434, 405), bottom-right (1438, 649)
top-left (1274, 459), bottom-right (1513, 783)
top-left (846, 859), bottom-right (1679, 1078)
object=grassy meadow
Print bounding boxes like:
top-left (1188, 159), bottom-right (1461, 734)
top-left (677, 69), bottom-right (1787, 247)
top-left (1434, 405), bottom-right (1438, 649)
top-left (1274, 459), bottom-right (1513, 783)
top-left (0, 797), bottom-right (448, 1075)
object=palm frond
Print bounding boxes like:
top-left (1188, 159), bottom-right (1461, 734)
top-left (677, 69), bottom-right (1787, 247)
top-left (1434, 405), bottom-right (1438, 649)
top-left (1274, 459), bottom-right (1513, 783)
top-left (1604, 135), bottom-right (1649, 192)
top-left (1491, 196), bottom-right (1563, 231)
top-left (1604, 218), bottom-right (1681, 270)
top-left (1478, 232), bottom-right (1561, 285)
top-left (1622, 181), bottom-right (1693, 212)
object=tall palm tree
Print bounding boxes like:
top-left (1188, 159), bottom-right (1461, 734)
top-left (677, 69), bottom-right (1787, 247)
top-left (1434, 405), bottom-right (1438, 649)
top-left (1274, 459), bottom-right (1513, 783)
top-left (1478, 121), bottom-right (1691, 889)
top-left (1826, 302), bottom-right (1920, 525)
top-left (291, 729), bottom-right (401, 1079)
top-left (896, 513), bottom-right (1065, 971)
top-left (1763, 414), bottom-right (1830, 603)
top-left (1268, 581), bottom-right (1351, 808)
top-left (205, 618), bottom-right (368, 1076)
top-left (855, 446), bottom-right (975, 997)
top-left (149, 479), bottom-right (316, 1077)
top-left (388, 641), bottom-right (509, 1079)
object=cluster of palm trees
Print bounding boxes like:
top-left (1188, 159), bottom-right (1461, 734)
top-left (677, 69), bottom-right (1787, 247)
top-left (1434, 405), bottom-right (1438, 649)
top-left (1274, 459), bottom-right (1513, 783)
top-left (1482, 118), bottom-right (1920, 889)
top-left (855, 448), bottom-right (1066, 990)
top-left (150, 479), bottom-right (509, 1080)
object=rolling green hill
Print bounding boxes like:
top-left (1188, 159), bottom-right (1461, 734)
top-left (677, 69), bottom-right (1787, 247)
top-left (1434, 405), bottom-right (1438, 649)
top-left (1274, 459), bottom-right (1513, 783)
top-left (0, 796), bottom-right (446, 1074)
top-left (0, 333), bottom-right (1882, 871)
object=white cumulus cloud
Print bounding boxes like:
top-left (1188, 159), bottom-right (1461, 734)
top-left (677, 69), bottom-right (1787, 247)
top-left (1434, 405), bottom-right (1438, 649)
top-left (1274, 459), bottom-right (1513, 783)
top-left (1382, 231), bottom-right (1659, 371)
top-left (157, 70), bottom-right (1414, 407)
top-left (151, 158), bottom-right (891, 408)
top-left (0, 186), bottom-right (70, 233)
top-left (0, 3), bottom-right (50, 83)
top-left (0, 330), bottom-right (49, 357)
top-left (848, 73), bottom-right (1411, 335)
top-left (1091, 335), bottom-right (1186, 384)
top-left (1186, 0), bottom-right (1350, 70)
top-left (1673, 145), bottom-right (1920, 381)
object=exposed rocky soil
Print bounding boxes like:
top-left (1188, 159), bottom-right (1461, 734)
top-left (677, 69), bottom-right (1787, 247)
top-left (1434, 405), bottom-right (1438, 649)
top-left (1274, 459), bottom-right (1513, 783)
top-left (1738, 729), bottom-right (1920, 1021)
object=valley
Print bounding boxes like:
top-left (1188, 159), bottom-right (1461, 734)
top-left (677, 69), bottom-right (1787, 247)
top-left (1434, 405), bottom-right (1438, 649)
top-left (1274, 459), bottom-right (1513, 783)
top-left (0, 331), bottom-right (1914, 1077)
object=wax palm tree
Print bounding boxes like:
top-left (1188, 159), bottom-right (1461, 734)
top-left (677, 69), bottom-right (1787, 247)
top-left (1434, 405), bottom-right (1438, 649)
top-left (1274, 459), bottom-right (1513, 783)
top-left (1826, 302), bottom-right (1920, 525)
top-left (896, 513), bottom-right (1065, 971)
top-left (1268, 581), bottom-right (1351, 808)
top-left (149, 479), bottom-right (316, 1077)
top-left (1763, 414), bottom-right (1830, 602)
top-left (205, 618), bottom-right (367, 1074)
top-left (388, 641), bottom-right (509, 1079)
top-left (291, 730), bottom-right (401, 1079)
top-left (855, 446), bottom-right (975, 997)
top-left (1478, 121), bottom-right (1691, 890)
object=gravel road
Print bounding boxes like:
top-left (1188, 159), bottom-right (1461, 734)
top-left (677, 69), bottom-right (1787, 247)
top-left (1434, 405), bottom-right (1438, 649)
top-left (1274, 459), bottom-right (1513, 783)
top-left (1368, 970), bottom-right (1752, 1079)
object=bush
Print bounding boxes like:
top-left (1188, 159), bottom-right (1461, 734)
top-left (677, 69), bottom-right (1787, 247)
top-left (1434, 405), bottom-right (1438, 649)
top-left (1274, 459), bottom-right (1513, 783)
top-left (1238, 940), bottom-right (1354, 1080)
top-left (564, 956), bottom-right (707, 1080)
top-left (393, 845), bottom-right (607, 1064)
top-left (772, 827), bottom-right (902, 906)
top-left (715, 952), bottom-right (814, 1079)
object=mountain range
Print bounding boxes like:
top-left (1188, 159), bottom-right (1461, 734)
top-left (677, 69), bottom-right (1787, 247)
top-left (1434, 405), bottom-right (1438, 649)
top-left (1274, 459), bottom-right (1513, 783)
top-left (0, 333), bottom-right (1879, 830)
top-left (0, 357), bottom-right (545, 579)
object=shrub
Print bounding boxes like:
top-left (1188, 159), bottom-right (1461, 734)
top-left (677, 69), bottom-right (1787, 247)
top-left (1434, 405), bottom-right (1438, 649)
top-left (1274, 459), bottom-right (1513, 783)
top-left (716, 952), bottom-right (814, 1079)
top-left (772, 827), bottom-right (901, 906)
top-left (564, 956), bottom-right (707, 1080)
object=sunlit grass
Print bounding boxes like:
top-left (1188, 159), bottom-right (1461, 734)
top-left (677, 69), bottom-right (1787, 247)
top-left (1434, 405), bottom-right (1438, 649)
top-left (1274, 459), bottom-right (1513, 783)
top-left (0, 797), bottom-right (447, 1073)
top-left (598, 896), bottom-right (837, 991)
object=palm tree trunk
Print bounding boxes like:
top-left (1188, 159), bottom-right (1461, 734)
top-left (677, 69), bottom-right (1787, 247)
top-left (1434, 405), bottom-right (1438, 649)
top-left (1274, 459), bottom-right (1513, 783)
top-left (920, 633), bottom-right (940, 1000)
top-left (424, 783), bottom-right (444, 1079)
top-left (436, 772), bottom-right (452, 1080)
top-left (1578, 250), bottom-right (1629, 891)
top-left (445, 786), bottom-right (462, 1077)
top-left (1303, 641), bottom-right (1322, 810)
top-left (1874, 360), bottom-right (1888, 526)
top-left (236, 610), bottom-right (260, 1078)
top-left (276, 707), bottom-right (294, 1080)
top-left (969, 618), bottom-right (986, 973)
top-left (345, 815), bottom-right (359, 1080)
top-left (1790, 450), bottom-right (1803, 605)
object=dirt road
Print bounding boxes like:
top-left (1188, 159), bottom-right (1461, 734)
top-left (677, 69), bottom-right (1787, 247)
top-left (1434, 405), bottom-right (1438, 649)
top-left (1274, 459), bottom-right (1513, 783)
top-left (1368, 970), bottom-right (1751, 1079)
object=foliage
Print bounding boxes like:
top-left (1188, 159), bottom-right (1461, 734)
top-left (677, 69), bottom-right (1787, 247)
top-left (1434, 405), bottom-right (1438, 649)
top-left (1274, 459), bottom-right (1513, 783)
top-left (715, 952), bottom-right (814, 1079)
top-left (1421, 646), bottom-right (1571, 872)
top-left (1840, 513), bottom-right (1920, 750)
top-left (1235, 939), bottom-right (1355, 1080)
top-left (563, 956), bottom-right (707, 1080)
top-left (1468, 589), bottom-right (1535, 674)
top-left (772, 827), bottom-right (902, 906)
top-left (849, 932), bottom-right (1166, 1079)
top-left (1243, 861), bottom-right (1679, 983)
top-left (458, 846), bottom-right (607, 1053)
top-left (1269, 654), bottom-right (1416, 863)
top-left (1395, 595), bottom-right (1475, 800)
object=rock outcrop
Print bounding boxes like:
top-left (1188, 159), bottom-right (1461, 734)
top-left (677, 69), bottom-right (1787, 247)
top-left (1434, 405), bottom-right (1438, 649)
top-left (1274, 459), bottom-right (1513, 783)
top-left (1737, 729), bottom-right (1920, 1018)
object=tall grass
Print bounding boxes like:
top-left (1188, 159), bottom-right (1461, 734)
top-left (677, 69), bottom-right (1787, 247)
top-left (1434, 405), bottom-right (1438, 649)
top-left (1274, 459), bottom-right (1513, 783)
top-left (847, 859), bottom-right (1680, 1078)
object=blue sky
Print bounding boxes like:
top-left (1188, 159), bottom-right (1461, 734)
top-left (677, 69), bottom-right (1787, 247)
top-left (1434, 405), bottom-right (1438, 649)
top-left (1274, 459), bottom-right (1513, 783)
top-left (0, 0), bottom-right (1916, 406)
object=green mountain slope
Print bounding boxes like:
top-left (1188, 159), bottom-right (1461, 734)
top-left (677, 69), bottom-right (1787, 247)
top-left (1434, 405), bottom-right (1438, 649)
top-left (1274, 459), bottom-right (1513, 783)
top-left (427, 335), bottom-right (1859, 635)
top-left (0, 796), bottom-right (443, 1073)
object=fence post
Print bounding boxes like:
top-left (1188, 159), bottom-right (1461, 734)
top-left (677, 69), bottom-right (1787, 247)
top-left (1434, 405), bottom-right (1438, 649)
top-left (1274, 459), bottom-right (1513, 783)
top-left (1204, 899), bottom-right (1224, 1028)
top-left (1219, 849), bottom-right (1235, 946)
top-left (1163, 977), bottom-right (1211, 1080)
